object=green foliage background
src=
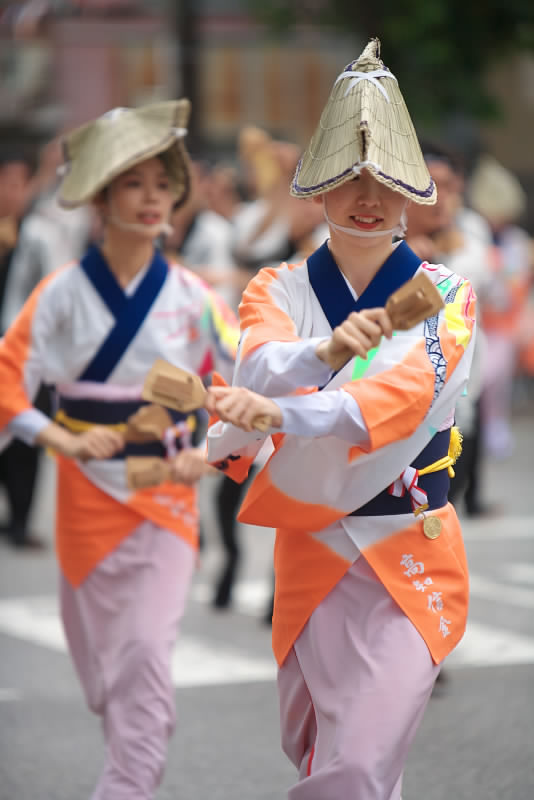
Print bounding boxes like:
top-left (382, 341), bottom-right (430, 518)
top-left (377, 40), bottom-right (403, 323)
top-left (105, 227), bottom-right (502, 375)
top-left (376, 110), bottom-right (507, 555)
top-left (243, 0), bottom-right (534, 123)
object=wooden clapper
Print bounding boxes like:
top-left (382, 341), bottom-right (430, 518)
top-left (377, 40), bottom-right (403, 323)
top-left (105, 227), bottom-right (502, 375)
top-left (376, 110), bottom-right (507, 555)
top-left (328, 271), bottom-right (444, 371)
top-left (124, 403), bottom-right (174, 489)
top-left (126, 362), bottom-right (272, 489)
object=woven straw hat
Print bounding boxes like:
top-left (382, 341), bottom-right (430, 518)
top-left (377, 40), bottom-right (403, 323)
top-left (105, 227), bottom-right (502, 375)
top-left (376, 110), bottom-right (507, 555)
top-left (58, 99), bottom-right (191, 209)
top-left (291, 39), bottom-right (436, 205)
top-left (468, 154), bottom-right (527, 223)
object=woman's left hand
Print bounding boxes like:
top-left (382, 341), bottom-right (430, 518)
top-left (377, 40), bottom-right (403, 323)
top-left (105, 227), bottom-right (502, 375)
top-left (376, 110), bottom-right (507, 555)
top-left (206, 386), bottom-right (282, 432)
top-left (170, 447), bottom-right (216, 485)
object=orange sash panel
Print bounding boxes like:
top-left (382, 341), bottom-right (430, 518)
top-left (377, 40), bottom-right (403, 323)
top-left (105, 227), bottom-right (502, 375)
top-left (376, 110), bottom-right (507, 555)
top-left (56, 455), bottom-right (198, 587)
top-left (362, 504), bottom-right (468, 664)
top-left (271, 504), bottom-right (469, 668)
top-left (56, 455), bottom-right (144, 587)
top-left (272, 528), bottom-right (353, 667)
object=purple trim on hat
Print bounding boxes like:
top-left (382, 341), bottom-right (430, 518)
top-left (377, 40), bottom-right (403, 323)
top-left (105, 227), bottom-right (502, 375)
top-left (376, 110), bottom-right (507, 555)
top-left (291, 157), bottom-right (436, 199)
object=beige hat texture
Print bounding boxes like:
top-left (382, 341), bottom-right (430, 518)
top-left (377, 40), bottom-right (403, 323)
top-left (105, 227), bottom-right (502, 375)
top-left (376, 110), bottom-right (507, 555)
top-left (291, 39), bottom-right (436, 205)
top-left (58, 99), bottom-right (191, 209)
top-left (468, 154), bottom-right (527, 224)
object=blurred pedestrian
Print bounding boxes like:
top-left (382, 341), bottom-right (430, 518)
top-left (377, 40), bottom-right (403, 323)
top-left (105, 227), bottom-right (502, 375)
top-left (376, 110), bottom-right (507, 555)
top-left (468, 154), bottom-right (532, 458)
top-left (162, 157), bottom-right (242, 571)
top-left (211, 131), bottom-right (326, 615)
top-left (205, 162), bottom-right (243, 223)
top-left (0, 138), bottom-right (93, 549)
top-left (206, 39), bottom-right (476, 800)
top-left (1, 135), bottom-right (92, 329)
top-left (164, 159), bottom-right (240, 310)
top-left (0, 146), bottom-right (46, 549)
top-left (406, 144), bottom-right (494, 517)
top-left (0, 101), bottom-right (238, 800)
top-left (233, 130), bottom-right (326, 276)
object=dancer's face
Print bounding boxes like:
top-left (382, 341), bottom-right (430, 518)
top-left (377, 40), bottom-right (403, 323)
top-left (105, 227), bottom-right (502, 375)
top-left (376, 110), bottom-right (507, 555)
top-left (317, 168), bottom-right (407, 237)
top-left (406, 160), bottom-right (457, 237)
top-left (105, 156), bottom-right (174, 238)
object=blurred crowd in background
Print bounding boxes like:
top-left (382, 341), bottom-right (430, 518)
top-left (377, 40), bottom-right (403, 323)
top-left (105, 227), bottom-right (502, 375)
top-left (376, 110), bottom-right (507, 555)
top-left (0, 0), bottom-right (533, 616)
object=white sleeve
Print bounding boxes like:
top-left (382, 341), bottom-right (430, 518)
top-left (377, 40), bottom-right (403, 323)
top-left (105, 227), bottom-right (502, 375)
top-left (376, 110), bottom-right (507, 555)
top-left (274, 389), bottom-right (369, 444)
top-left (207, 386), bottom-right (369, 461)
top-left (236, 338), bottom-right (334, 395)
top-left (7, 409), bottom-right (50, 445)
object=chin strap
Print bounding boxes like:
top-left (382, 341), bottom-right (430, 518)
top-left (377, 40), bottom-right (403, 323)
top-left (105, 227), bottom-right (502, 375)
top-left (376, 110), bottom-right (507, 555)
top-left (108, 197), bottom-right (173, 237)
top-left (322, 195), bottom-right (407, 239)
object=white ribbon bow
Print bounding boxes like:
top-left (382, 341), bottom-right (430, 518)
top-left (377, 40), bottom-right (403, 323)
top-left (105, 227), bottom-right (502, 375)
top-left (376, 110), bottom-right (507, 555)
top-left (334, 69), bottom-right (397, 102)
top-left (388, 466), bottom-right (429, 513)
top-left (163, 422), bottom-right (192, 460)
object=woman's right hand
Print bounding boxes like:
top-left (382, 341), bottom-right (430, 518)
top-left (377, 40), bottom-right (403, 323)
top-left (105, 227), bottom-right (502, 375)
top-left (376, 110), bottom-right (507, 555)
top-left (62, 427), bottom-right (125, 462)
top-left (316, 307), bottom-right (393, 371)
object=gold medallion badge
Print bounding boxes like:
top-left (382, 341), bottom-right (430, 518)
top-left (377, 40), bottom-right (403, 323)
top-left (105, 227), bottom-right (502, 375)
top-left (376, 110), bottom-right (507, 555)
top-left (423, 516), bottom-right (442, 540)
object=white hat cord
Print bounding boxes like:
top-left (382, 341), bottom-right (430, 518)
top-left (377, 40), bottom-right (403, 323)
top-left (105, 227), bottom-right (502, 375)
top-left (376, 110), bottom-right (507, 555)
top-left (333, 69), bottom-right (398, 102)
top-left (108, 196), bottom-right (173, 237)
top-left (322, 195), bottom-right (407, 239)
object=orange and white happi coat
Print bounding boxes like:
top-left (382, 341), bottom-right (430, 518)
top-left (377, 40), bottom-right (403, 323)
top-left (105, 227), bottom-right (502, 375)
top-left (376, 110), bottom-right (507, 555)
top-left (0, 249), bottom-right (238, 587)
top-left (207, 241), bottom-right (476, 668)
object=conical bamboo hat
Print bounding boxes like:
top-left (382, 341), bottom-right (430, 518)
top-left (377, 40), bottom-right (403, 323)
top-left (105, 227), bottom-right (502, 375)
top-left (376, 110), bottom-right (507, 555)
top-left (58, 99), bottom-right (191, 209)
top-left (291, 39), bottom-right (436, 205)
top-left (468, 154), bottom-right (527, 223)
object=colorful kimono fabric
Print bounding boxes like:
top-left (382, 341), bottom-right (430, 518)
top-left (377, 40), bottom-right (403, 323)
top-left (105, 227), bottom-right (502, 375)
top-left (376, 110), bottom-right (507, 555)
top-left (207, 242), bottom-right (476, 666)
top-left (0, 248), bottom-right (238, 586)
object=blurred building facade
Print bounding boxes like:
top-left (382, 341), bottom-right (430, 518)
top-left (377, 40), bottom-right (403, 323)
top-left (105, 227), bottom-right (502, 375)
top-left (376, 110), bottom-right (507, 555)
top-left (1, 0), bottom-right (533, 228)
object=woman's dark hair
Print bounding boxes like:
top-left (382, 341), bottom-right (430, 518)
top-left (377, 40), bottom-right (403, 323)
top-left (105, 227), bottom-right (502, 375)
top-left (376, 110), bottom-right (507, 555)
top-left (418, 140), bottom-right (465, 176)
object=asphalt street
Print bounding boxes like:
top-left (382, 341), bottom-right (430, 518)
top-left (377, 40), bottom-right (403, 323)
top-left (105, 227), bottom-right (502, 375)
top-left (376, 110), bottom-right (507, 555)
top-left (0, 412), bottom-right (533, 800)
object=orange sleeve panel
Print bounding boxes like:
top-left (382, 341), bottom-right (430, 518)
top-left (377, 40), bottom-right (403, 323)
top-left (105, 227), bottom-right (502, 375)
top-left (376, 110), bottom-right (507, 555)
top-left (238, 266), bottom-right (301, 358)
top-left (345, 281), bottom-right (476, 455)
top-left (343, 339), bottom-right (436, 453)
top-left (0, 275), bottom-right (56, 429)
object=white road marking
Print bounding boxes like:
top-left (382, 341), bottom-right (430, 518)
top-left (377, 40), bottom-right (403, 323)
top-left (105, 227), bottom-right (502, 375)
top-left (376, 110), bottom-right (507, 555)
top-left (462, 516), bottom-right (533, 541)
top-left (469, 573), bottom-right (534, 610)
top-left (0, 688), bottom-right (22, 702)
top-left (171, 639), bottom-right (275, 687)
top-left (501, 563), bottom-right (534, 586)
top-left (192, 580), bottom-right (272, 616)
top-left (2, 575), bottom-right (534, 679)
top-left (0, 596), bottom-right (275, 688)
top-left (448, 620), bottom-right (534, 668)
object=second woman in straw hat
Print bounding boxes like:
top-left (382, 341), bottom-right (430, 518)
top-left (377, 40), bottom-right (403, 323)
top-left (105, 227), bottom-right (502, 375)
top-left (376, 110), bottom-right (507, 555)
top-left (0, 100), bottom-right (239, 799)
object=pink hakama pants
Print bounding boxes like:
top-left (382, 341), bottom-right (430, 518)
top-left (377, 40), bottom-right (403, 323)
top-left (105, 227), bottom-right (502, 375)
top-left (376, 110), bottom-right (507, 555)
top-left (60, 521), bottom-right (195, 800)
top-left (278, 556), bottom-right (440, 800)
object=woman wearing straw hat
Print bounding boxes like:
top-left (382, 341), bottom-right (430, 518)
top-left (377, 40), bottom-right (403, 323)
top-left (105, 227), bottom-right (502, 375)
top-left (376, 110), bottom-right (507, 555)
top-left (205, 39), bottom-right (476, 799)
top-left (0, 101), bottom-right (239, 799)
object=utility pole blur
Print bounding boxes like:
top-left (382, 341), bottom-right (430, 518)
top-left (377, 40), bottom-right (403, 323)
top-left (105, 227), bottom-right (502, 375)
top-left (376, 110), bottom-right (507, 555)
top-left (173, 0), bottom-right (200, 147)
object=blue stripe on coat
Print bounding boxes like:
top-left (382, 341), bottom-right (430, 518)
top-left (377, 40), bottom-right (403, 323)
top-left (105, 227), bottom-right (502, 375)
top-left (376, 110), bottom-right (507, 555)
top-left (78, 246), bottom-right (168, 382)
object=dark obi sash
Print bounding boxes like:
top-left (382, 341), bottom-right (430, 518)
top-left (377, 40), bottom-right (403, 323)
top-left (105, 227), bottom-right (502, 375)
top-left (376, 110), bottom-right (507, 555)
top-left (349, 429), bottom-right (451, 516)
top-left (57, 396), bottom-right (195, 460)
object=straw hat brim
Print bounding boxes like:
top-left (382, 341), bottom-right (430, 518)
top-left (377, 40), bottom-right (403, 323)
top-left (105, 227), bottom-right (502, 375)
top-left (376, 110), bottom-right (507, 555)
top-left (291, 52), bottom-right (436, 205)
top-left (58, 99), bottom-right (191, 209)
